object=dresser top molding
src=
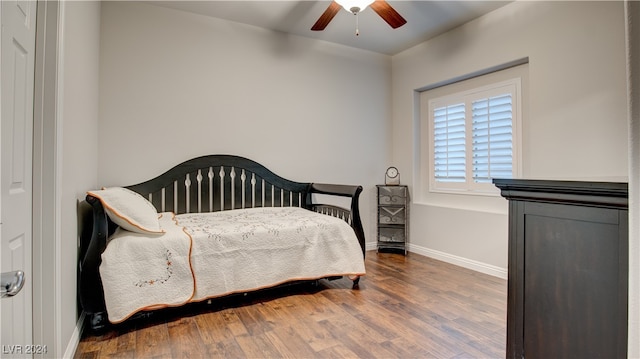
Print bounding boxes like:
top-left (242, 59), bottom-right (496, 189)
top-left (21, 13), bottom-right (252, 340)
top-left (493, 178), bottom-right (628, 208)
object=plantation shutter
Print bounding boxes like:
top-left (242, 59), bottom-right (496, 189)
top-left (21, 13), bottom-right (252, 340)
top-left (471, 94), bottom-right (513, 183)
top-left (423, 65), bottom-right (524, 195)
top-left (433, 103), bottom-right (466, 182)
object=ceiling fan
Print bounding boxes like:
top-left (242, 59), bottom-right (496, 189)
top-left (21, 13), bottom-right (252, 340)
top-left (311, 0), bottom-right (407, 32)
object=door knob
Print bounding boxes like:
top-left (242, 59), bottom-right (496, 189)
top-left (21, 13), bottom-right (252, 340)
top-left (1, 270), bottom-right (25, 298)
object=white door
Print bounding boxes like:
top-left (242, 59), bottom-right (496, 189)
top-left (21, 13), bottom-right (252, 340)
top-left (1, 0), bottom-right (36, 357)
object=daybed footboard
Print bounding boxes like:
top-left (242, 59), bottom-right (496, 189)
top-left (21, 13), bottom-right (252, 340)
top-left (78, 155), bottom-right (366, 331)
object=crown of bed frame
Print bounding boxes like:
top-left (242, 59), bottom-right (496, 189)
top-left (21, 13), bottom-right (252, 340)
top-left (132, 166), bottom-right (308, 214)
top-left (124, 155), bottom-right (311, 216)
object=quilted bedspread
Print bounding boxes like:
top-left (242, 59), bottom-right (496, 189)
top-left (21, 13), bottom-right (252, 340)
top-left (99, 207), bottom-right (366, 323)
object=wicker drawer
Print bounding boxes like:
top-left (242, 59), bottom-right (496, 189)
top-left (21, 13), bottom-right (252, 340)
top-left (378, 226), bottom-right (405, 243)
top-left (378, 186), bottom-right (407, 205)
top-left (379, 206), bottom-right (406, 225)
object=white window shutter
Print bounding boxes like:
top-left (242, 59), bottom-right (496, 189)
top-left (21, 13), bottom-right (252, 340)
top-left (472, 94), bottom-right (513, 183)
top-left (433, 103), bottom-right (466, 182)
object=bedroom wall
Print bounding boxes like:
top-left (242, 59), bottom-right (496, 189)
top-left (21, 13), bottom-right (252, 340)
top-left (59, 1), bottom-right (101, 356)
top-left (98, 1), bottom-right (390, 246)
top-left (626, 0), bottom-right (640, 355)
top-left (392, 1), bottom-right (628, 276)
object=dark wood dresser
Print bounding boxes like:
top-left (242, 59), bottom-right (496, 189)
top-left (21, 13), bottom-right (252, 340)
top-left (493, 179), bottom-right (628, 359)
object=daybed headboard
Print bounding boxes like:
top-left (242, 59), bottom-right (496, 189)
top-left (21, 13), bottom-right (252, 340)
top-left (118, 155), bottom-right (365, 244)
top-left (125, 155), bottom-right (311, 214)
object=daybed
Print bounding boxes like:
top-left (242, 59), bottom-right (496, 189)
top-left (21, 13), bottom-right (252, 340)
top-left (78, 155), bottom-right (366, 331)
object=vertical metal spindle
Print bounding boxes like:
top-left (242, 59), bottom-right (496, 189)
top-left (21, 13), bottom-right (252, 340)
top-left (219, 166), bottom-right (225, 210)
top-left (240, 170), bottom-right (246, 209)
top-left (251, 173), bottom-right (256, 208)
top-left (208, 167), bottom-right (214, 212)
top-left (173, 181), bottom-right (178, 213)
top-left (185, 173), bottom-right (191, 213)
top-left (161, 188), bottom-right (166, 212)
top-left (197, 169), bottom-right (203, 213)
top-left (230, 167), bottom-right (236, 210)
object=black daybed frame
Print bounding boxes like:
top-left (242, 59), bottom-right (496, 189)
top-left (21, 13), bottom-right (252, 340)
top-left (78, 155), bottom-right (366, 331)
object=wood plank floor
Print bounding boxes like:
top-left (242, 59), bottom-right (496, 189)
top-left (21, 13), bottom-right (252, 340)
top-left (75, 251), bottom-right (507, 358)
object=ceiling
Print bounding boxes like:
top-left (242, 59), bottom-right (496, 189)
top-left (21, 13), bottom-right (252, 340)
top-left (147, 1), bottom-right (511, 55)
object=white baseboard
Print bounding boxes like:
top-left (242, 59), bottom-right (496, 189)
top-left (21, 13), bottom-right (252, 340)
top-left (63, 312), bottom-right (85, 359)
top-left (368, 241), bottom-right (506, 279)
top-left (408, 243), bottom-right (507, 279)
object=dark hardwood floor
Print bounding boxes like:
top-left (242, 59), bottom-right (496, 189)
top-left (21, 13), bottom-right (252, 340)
top-left (75, 251), bottom-right (507, 358)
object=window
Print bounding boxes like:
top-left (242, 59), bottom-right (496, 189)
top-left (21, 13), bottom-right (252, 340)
top-left (427, 78), bottom-right (522, 195)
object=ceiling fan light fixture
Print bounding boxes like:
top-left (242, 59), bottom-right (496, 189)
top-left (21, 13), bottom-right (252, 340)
top-left (336, 0), bottom-right (375, 14)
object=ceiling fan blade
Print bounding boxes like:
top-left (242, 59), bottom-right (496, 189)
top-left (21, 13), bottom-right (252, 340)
top-left (370, 0), bottom-right (407, 29)
top-left (311, 1), bottom-right (341, 31)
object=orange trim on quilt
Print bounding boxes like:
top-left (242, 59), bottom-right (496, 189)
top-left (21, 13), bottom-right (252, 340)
top-left (187, 272), bottom-right (367, 305)
top-left (174, 213), bottom-right (197, 304)
top-left (109, 273), bottom-right (366, 324)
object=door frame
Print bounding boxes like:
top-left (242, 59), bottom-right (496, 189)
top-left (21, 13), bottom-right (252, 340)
top-left (32, 0), bottom-right (60, 354)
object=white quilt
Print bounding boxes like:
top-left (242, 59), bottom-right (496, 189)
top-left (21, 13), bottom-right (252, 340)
top-left (99, 207), bottom-right (366, 323)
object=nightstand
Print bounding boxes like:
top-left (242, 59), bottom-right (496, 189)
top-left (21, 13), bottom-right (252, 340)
top-left (376, 185), bottom-right (408, 255)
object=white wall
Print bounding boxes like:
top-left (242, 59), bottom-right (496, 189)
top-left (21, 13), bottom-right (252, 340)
top-left (98, 2), bottom-right (391, 245)
top-left (392, 1), bottom-right (628, 275)
top-left (59, 1), bottom-right (100, 356)
top-left (625, 0), bottom-right (640, 356)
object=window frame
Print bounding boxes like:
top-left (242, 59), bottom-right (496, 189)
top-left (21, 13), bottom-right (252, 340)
top-left (427, 78), bottom-right (522, 196)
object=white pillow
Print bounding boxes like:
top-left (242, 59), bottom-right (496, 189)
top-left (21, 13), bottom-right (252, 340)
top-left (87, 187), bottom-right (164, 235)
